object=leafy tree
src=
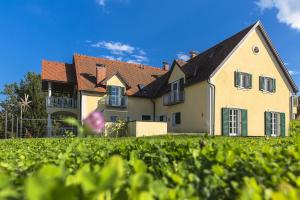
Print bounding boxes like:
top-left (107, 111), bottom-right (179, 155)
top-left (0, 72), bottom-right (47, 137)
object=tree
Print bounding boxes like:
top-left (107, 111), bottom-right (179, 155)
top-left (0, 72), bottom-right (47, 137)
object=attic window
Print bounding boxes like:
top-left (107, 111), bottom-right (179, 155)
top-left (152, 74), bottom-right (161, 79)
top-left (253, 46), bottom-right (260, 55)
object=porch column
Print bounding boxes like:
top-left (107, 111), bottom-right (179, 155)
top-left (48, 82), bottom-right (52, 97)
top-left (47, 113), bottom-right (52, 137)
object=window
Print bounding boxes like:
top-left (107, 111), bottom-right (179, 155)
top-left (270, 113), bottom-right (280, 137)
top-left (110, 86), bottom-right (121, 106)
top-left (229, 109), bottom-right (241, 136)
top-left (110, 116), bottom-right (118, 122)
top-left (222, 108), bottom-right (247, 137)
top-left (142, 115), bottom-right (151, 121)
top-left (265, 112), bottom-right (285, 137)
top-left (293, 96), bottom-right (299, 107)
top-left (235, 72), bottom-right (252, 89)
top-left (159, 115), bottom-right (167, 122)
top-left (260, 77), bottom-right (276, 93)
top-left (172, 112), bottom-right (181, 126)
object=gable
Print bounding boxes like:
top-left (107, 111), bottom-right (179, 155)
top-left (106, 74), bottom-right (126, 88)
top-left (211, 25), bottom-right (295, 94)
top-left (168, 64), bottom-right (186, 84)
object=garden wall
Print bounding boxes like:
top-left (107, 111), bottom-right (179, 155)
top-left (128, 121), bottom-right (167, 137)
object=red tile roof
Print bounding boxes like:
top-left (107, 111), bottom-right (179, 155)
top-left (41, 60), bottom-right (75, 83)
top-left (73, 54), bottom-right (167, 96)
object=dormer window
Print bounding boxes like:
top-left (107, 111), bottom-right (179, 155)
top-left (106, 86), bottom-right (127, 107)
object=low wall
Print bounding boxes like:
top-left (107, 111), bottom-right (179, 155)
top-left (128, 121), bottom-right (167, 137)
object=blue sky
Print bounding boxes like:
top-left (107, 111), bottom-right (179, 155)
top-left (0, 0), bottom-right (300, 97)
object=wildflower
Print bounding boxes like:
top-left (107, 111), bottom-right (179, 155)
top-left (84, 110), bottom-right (105, 134)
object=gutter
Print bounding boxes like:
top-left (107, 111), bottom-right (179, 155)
top-left (150, 99), bottom-right (156, 121)
top-left (207, 78), bottom-right (216, 136)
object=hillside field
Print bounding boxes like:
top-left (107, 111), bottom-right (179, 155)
top-left (0, 135), bottom-right (299, 200)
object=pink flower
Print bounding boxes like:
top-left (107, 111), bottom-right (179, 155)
top-left (84, 110), bottom-right (105, 134)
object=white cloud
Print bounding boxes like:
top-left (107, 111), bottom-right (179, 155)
top-left (256, 0), bottom-right (300, 30)
top-left (97, 0), bottom-right (106, 7)
top-left (176, 52), bottom-right (190, 61)
top-left (91, 40), bottom-right (149, 64)
top-left (91, 41), bottom-right (135, 55)
top-left (127, 55), bottom-right (149, 64)
top-left (289, 70), bottom-right (300, 76)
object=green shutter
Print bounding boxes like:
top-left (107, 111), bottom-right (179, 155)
top-left (248, 74), bottom-right (252, 89)
top-left (234, 72), bottom-right (240, 87)
top-left (241, 109), bottom-right (248, 137)
top-left (265, 112), bottom-right (272, 136)
top-left (222, 108), bottom-right (229, 136)
top-left (259, 77), bottom-right (264, 91)
top-left (179, 78), bottom-right (184, 91)
top-left (107, 86), bottom-right (112, 95)
top-left (120, 87), bottom-right (125, 96)
top-left (280, 113), bottom-right (286, 137)
top-left (272, 79), bottom-right (276, 93)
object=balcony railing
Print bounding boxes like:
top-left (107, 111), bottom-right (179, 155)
top-left (46, 97), bottom-right (77, 109)
top-left (106, 95), bottom-right (128, 108)
top-left (163, 91), bottom-right (185, 106)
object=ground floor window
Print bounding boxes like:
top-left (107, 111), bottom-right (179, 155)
top-left (159, 115), bottom-right (167, 122)
top-left (229, 109), bottom-right (241, 136)
top-left (110, 116), bottom-right (118, 122)
top-left (142, 115), bottom-right (151, 121)
top-left (222, 108), bottom-right (247, 136)
top-left (265, 112), bottom-right (285, 137)
top-left (172, 112), bottom-right (181, 127)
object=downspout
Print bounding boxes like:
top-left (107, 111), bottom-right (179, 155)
top-left (207, 78), bottom-right (216, 136)
top-left (151, 99), bottom-right (156, 121)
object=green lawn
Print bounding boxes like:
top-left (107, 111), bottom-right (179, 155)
top-left (0, 136), bottom-right (299, 199)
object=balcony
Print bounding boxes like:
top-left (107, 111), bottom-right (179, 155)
top-left (106, 95), bottom-right (128, 108)
top-left (46, 97), bottom-right (77, 109)
top-left (163, 91), bottom-right (185, 106)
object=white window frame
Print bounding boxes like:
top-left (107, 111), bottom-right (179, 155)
top-left (262, 77), bottom-right (274, 93)
top-left (110, 86), bottom-right (121, 106)
top-left (238, 73), bottom-right (250, 89)
top-left (270, 112), bottom-right (280, 137)
top-left (229, 109), bottom-right (242, 136)
top-left (171, 81), bottom-right (180, 102)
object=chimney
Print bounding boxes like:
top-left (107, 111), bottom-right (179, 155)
top-left (96, 63), bottom-right (106, 86)
top-left (162, 61), bottom-right (169, 71)
top-left (189, 51), bottom-right (198, 59)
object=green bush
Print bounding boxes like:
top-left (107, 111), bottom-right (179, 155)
top-left (0, 136), bottom-right (299, 199)
top-left (289, 120), bottom-right (300, 137)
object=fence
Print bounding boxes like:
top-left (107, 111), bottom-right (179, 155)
top-left (0, 116), bottom-right (77, 139)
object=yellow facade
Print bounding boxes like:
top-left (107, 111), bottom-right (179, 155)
top-left (211, 28), bottom-right (293, 136)
top-left (81, 74), bottom-right (153, 122)
top-left (155, 64), bottom-right (210, 133)
top-left (77, 25), bottom-right (296, 136)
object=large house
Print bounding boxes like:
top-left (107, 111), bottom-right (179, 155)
top-left (42, 21), bottom-right (298, 137)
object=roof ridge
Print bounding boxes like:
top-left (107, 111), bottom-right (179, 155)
top-left (73, 53), bottom-right (164, 72)
top-left (185, 22), bottom-right (257, 64)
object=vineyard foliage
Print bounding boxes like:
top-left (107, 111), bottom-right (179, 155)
top-left (0, 136), bottom-right (299, 199)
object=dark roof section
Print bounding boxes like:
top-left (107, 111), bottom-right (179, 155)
top-left (155, 22), bottom-right (257, 97)
top-left (155, 21), bottom-right (298, 96)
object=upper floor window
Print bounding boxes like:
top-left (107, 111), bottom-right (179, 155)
top-left (107, 86), bottom-right (126, 107)
top-left (259, 76), bottom-right (276, 93)
top-left (234, 71), bottom-right (252, 89)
